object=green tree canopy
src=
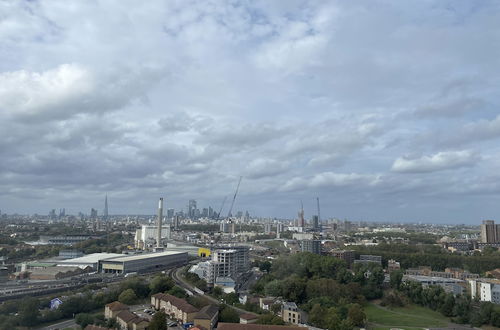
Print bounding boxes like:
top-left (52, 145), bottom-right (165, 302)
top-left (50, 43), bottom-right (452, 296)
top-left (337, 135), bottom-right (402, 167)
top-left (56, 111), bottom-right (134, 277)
top-left (118, 288), bottom-right (138, 305)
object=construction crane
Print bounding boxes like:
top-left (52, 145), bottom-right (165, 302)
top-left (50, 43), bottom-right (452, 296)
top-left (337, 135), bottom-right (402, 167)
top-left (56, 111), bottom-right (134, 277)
top-left (227, 176), bottom-right (243, 218)
top-left (217, 196), bottom-right (227, 220)
top-left (316, 197), bottom-right (321, 221)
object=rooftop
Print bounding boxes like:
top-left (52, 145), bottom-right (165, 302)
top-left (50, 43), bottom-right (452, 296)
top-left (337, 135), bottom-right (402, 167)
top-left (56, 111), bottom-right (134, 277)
top-left (58, 253), bottom-right (125, 264)
top-left (104, 251), bottom-right (185, 262)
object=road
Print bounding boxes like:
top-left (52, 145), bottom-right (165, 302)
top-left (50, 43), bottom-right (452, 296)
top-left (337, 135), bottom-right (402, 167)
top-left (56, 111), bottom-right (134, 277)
top-left (40, 318), bottom-right (77, 330)
top-left (171, 266), bottom-right (257, 316)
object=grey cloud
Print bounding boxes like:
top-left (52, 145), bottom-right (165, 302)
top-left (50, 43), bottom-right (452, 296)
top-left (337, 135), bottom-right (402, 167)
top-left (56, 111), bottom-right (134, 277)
top-left (391, 150), bottom-right (480, 173)
top-left (1, 1), bottom-right (500, 222)
top-left (0, 64), bottom-right (165, 122)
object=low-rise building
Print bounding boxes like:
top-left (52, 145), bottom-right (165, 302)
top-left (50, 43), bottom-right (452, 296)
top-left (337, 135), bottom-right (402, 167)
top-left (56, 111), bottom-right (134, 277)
top-left (105, 301), bottom-right (129, 319)
top-left (151, 293), bottom-right (199, 323)
top-left (354, 255), bottom-right (382, 266)
top-left (404, 275), bottom-right (465, 295)
top-left (470, 279), bottom-right (500, 304)
top-left (194, 304), bottom-right (219, 330)
top-left (330, 250), bottom-right (355, 266)
top-left (282, 302), bottom-right (301, 325)
top-left (387, 259), bottom-right (401, 272)
top-left (115, 310), bottom-right (149, 330)
top-left (240, 313), bottom-right (258, 324)
top-left (100, 251), bottom-right (187, 274)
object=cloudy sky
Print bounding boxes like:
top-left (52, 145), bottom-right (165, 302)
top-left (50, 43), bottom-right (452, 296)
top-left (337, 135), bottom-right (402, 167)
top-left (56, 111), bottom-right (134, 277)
top-left (1, 1), bottom-right (499, 223)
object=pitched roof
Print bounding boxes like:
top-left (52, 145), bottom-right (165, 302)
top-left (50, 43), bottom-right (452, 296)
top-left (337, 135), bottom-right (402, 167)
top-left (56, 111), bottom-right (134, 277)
top-left (105, 301), bottom-right (129, 311)
top-left (116, 310), bottom-right (139, 323)
top-left (217, 324), bottom-right (299, 330)
top-left (194, 304), bottom-right (219, 319)
top-left (156, 293), bottom-right (199, 313)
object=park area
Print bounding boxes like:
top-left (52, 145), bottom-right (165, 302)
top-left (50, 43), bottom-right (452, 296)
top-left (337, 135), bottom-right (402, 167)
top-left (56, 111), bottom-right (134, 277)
top-left (364, 302), bottom-right (451, 329)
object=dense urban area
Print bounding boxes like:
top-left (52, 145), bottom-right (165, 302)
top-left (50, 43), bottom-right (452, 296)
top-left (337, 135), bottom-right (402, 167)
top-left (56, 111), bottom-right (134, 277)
top-left (1, 198), bottom-right (500, 330)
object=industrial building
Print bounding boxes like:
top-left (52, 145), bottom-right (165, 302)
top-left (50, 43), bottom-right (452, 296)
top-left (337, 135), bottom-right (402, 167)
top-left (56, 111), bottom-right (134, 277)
top-left (100, 251), bottom-right (187, 274)
top-left (57, 253), bottom-right (125, 270)
top-left (134, 225), bottom-right (171, 250)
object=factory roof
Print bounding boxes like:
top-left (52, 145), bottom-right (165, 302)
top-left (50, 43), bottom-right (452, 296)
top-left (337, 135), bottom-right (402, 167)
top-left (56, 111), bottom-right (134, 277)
top-left (30, 266), bottom-right (82, 276)
top-left (104, 250), bottom-right (185, 263)
top-left (58, 253), bottom-right (125, 265)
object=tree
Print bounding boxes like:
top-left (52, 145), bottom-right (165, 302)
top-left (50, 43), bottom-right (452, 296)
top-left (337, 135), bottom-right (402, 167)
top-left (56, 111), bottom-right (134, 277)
top-left (168, 285), bottom-right (187, 298)
top-left (264, 280), bottom-right (282, 297)
top-left (224, 292), bottom-right (239, 305)
top-left (219, 305), bottom-right (239, 323)
top-left (118, 288), bottom-right (138, 305)
top-left (439, 293), bottom-right (455, 317)
top-left (18, 297), bottom-right (40, 327)
top-left (491, 311), bottom-right (500, 327)
top-left (212, 286), bottom-right (223, 298)
top-left (149, 275), bottom-right (174, 294)
top-left (75, 313), bottom-right (94, 329)
top-left (120, 277), bottom-right (150, 298)
top-left (390, 270), bottom-right (403, 289)
top-left (256, 313), bottom-right (285, 325)
top-left (259, 261), bottom-right (272, 273)
top-left (308, 304), bottom-right (327, 328)
top-left (149, 311), bottom-right (167, 330)
top-left (347, 304), bottom-right (365, 327)
top-left (270, 303), bottom-right (282, 314)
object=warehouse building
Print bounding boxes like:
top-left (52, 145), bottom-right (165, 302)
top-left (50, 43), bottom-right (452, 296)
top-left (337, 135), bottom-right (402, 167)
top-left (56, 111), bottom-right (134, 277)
top-left (57, 253), bottom-right (125, 270)
top-left (100, 251), bottom-right (187, 274)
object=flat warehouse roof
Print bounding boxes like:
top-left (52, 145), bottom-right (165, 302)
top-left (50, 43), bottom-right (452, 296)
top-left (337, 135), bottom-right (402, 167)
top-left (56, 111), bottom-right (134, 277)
top-left (105, 251), bottom-right (186, 262)
top-left (59, 253), bottom-right (125, 264)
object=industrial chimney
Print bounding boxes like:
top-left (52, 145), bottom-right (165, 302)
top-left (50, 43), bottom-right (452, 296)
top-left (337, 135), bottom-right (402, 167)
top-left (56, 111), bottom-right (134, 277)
top-left (156, 198), bottom-right (164, 250)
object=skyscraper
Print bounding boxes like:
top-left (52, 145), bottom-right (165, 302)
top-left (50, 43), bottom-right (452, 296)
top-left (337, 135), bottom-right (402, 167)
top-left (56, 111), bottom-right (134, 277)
top-left (188, 199), bottom-right (197, 219)
top-left (103, 195), bottom-right (109, 221)
top-left (297, 207), bottom-right (305, 228)
top-left (312, 215), bottom-right (319, 231)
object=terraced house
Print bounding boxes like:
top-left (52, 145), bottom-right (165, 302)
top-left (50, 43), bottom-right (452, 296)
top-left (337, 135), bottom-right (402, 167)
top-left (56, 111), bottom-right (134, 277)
top-left (151, 293), bottom-right (199, 323)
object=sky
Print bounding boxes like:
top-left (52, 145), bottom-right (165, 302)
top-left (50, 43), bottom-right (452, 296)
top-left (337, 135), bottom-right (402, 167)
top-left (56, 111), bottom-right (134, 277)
top-left (1, 0), bottom-right (500, 223)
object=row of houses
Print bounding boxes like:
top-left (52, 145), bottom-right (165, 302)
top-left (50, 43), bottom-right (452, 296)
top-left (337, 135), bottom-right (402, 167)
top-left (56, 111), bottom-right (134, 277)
top-left (105, 302), bottom-right (149, 330)
top-left (151, 293), bottom-right (219, 329)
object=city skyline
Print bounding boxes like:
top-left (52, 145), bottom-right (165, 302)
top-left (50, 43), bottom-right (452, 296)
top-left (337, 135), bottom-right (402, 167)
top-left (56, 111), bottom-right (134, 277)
top-left (1, 1), bottom-right (500, 223)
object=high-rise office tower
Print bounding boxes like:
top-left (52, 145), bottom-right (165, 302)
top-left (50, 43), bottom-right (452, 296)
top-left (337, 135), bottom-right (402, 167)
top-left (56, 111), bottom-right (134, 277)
top-left (188, 199), bottom-right (197, 219)
top-left (298, 207), bottom-right (305, 228)
top-left (312, 215), bottom-right (319, 231)
top-left (103, 195), bottom-right (108, 221)
top-left (90, 208), bottom-right (98, 219)
top-left (167, 208), bottom-right (174, 219)
top-left (481, 220), bottom-right (499, 243)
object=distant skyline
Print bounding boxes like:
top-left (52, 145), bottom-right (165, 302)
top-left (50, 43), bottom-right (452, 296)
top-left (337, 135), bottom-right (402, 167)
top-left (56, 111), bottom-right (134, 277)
top-left (1, 1), bottom-right (500, 223)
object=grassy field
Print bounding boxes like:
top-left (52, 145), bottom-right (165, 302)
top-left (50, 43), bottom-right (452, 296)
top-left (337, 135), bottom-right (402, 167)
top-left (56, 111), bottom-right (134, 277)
top-left (364, 303), bottom-right (450, 329)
